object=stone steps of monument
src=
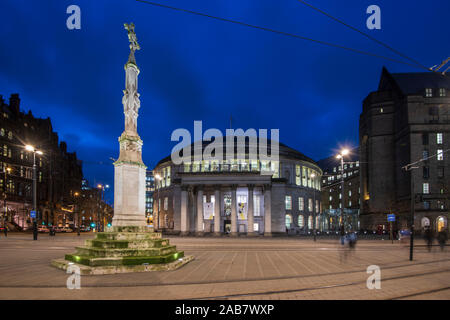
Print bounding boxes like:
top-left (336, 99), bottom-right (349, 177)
top-left (74, 245), bottom-right (178, 258)
top-left (96, 232), bottom-right (162, 241)
top-left (64, 250), bottom-right (185, 267)
top-left (86, 238), bottom-right (170, 249)
top-left (106, 226), bottom-right (154, 233)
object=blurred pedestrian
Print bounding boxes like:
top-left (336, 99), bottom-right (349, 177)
top-left (340, 224), bottom-right (345, 246)
top-left (348, 231), bottom-right (357, 249)
top-left (424, 226), bottom-right (433, 252)
top-left (437, 230), bottom-right (447, 251)
top-left (3, 225), bottom-right (7, 237)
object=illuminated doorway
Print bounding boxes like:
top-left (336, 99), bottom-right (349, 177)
top-left (436, 216), bottom-right (447, 232)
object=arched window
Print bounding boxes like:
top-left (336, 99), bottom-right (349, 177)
top-left (308, 216), bottom-right (313, 229)
top-left (298, 215), bottom-right (304, 228)
top-left (285, 214), bottom-right (292, 229)
top-left (421, 217), bottom-right (430, 228)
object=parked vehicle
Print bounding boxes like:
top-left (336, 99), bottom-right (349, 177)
top-left (62, 227), bottom-right (73, 233)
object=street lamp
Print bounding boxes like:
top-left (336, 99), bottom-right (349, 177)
top-left (336, 148), bottom-right (349, 232)
top-left (25, 145), bottom-right (43, 240)
top-left (97, 184), bottom-right (109, 232)
top-left (74, 192), bottom-right (80, 236)
top-left (154, 173), bottom-right (162, 231)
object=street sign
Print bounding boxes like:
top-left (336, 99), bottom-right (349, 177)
top-left (30, 210), bottom-right (36, 219)
top-left (387, 214), bottom-right (396, 222)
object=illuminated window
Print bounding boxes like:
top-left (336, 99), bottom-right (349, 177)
top-left (308, 216), bottom-right (313, 229)
top-left (164, 197), bottom-right (168, 210)
top-left (437, 149), bottom-right (444, 161)
top-left (271, 161), bottom-right (279, 178)
top-left (439, 88), bottom-right (446, 97)
top-left (7, 131), bottom-right (12, 140)
top-left (437, 133), bottom-right (443, 144)
top-left (298, 197), bottom-right (304, 211)
top-left (423, 183), bottom-right (430, 194)
top-left (285, 196), bottom-right (292, 210)
top-left (295, 165), bottom-right (301, 186)
top-left (285, 214), bottom-right (292, 229)
top-left (298, 215), bottom-right (304, 228)
top-left (308, 198), bottom-right (313, 212)
top-left (253, 223), bottom-right (259, 232)
top-left (425, 88), bottom-right (433, 97)
top-left (0, 128), bottom-right (4, 136)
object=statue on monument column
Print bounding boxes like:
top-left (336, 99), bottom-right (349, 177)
top-left (124, 23), bottom-right (140, 52)
top-left (122, 23), bottom-right (141, 135)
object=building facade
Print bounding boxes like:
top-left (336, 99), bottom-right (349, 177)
top-left (0, 93), bottom-right (83, 230)
top-left (360, 68), bottom-right (450, 233)
top-left (152, 137), bottom-right (322, 236)
top-left (317, 148), bottom-right (360, 231)
top-left (145, 170), bottom-right (155, 226)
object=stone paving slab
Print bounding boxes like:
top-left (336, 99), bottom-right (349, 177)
top-left (0, 234), bottom-right (449, 300)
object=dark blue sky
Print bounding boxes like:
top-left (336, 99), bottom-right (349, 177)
top-left (1, 0), bottom-right (449, 203)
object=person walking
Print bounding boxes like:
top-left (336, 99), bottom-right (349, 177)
top-left (340, 224), bottom-right (346, 245)
top-left (424, 226), bottom-right (433, 252)
top-left (3, 224), bottom-right (7, 237)
top-left (437, 230), bottom-right (447, 251)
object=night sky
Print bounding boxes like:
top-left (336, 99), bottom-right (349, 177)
top-left (1, 0), bottom-right (449, 203)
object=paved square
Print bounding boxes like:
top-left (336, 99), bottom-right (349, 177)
top-left (0, 233), bottom-right (449, 300)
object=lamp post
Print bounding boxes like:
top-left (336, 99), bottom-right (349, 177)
top-left (74, 192), bottom-right (80, 236)
top-left (2, 167), bottom-right (12, 230)
top-left (154, 173), bottom-right (162, 231)
top-left (336, 149), bottom-right (349, 232)
top-left (97, 184), bottom-right (109, 232)
top-left (25, 145), bottom-right (43, 240)
top-left (403, 164), bottom-right (419, 261)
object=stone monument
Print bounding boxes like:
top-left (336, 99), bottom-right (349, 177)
top-left (52, 23), bottom-right (193, 274)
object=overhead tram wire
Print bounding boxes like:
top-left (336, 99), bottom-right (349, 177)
top-left (296, 0), bottom-right (432, 73)
top-left (134, 0), bottom-right (428, 71)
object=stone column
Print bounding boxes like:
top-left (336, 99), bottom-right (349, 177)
top-left (247, 184), bottom-right (255, 236)
top-left (214, 187), bottom-right (221, 236)
top-left (180, 186), bottom-right (188, 236)
top-left (231, 185), bottom-right (238, 236)
top-left (196, 186), bottom-right (204, 236)
top-left (264, 184), bottom-right (272, 236)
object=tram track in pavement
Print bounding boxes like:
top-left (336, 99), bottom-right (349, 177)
top-left (191, 267), bottom-right (450, 300)
top-left (0, 257), bottom-right (449, 289)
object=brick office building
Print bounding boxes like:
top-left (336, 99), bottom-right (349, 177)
top-left (0, 93), bottom-right (83, 229)
top-left (359, 68), bottom-right (450, 233)
top-left (317, 148), bottom-right (361, 232)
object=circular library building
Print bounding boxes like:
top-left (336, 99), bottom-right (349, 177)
top-left (152, 137), bottom-right (322, 236)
